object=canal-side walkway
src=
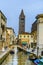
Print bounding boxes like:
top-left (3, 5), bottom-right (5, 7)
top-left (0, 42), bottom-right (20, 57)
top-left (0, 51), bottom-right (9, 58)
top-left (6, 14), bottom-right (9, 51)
top-left (0, 45), bottom-right (15, 59)
top-left (0, 48), bottom-right (10, 64)
top-left (0, 49), bottom-right (10, 58)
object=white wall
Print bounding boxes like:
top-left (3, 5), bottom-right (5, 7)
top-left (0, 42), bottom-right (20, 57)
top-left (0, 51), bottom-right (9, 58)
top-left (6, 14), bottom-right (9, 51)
top-left (37, 18), bottom-right (43, 56)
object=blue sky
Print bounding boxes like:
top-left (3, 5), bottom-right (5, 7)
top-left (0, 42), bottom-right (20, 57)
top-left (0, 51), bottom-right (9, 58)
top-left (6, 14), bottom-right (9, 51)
top-left (0, 0), bottom-right (43, 35)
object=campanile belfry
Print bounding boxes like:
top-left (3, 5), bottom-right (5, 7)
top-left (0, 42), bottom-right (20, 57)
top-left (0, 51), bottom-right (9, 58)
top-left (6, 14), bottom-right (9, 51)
top-left (19, 9), bottom-right (25, 34)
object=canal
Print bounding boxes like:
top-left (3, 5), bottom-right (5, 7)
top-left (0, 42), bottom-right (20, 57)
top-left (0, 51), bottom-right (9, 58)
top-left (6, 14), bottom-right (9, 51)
top-left (1, 46), bottom-right (34, 65)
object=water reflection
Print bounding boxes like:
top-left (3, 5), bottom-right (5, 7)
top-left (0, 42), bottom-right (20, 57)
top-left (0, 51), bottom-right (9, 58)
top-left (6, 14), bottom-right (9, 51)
top-left (1, 47), bottom-right (34, 65)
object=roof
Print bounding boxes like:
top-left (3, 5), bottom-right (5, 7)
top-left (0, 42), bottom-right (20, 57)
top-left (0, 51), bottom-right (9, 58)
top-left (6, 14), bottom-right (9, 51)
top-left (36, 14), bottom-right (43, 19)
top-left (6, 27), bottom-right (15, 33)
top-left (19, 9), bottom-right (25, 18)
top-left (6, 27), bottom-right (13, 30)
top-left (31, 20), bottom-right (37, 32)
top-left (0, 10), bottom-right (7, 20)
top-left (19, 32), bottom-right (31, 35)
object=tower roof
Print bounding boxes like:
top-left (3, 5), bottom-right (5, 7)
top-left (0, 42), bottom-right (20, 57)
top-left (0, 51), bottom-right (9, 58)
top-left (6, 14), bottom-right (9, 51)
top-left (19, 9), bottom-right (25, 18)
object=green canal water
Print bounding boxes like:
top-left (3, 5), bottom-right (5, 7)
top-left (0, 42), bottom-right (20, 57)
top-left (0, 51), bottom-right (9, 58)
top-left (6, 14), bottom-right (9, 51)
top-left (1, 46), bottom-right (34, 65)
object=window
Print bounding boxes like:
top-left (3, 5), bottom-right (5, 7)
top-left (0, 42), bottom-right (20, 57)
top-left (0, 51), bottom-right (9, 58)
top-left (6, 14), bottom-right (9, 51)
top-left (22, 25), bottom-right (24, 27)
top-left (0, 35), bottom-right (2, 40)
top-left (27, 35), bottom-right (29, 38)
top-left (10, 30), bottom-right (12, 33)
top-left (1, 23), bottom-right (2, 28)
top-left (31, 43), bottom-right (33, 48)
top-left (1, 24), bottom-right (5, 31)
top-left (21, 18), bottom-right (24, 20)
top-left (31, 35), bottom-right (33, 38)
top-left (24, 35), bottom-right (26, 38)
top-left (33, 43), bottom-right (37, 47)
top-left (41, 51), bottom-right (43, 56)
top-left (20, 35), bottom-right (22, 38)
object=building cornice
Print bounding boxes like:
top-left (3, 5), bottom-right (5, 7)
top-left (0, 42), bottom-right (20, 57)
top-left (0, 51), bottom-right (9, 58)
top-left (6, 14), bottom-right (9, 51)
top-left (36, 14), bottom-right (43, 19)
top-left (0, 10), bottom-right (7, 20)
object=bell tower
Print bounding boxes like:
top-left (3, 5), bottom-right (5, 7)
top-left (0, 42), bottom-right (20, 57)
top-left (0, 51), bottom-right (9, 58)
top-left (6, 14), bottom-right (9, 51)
top-left (19, 9), bottom-right (25, 34)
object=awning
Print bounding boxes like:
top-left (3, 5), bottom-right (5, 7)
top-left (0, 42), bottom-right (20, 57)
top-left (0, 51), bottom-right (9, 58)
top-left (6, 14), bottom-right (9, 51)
top-left (22, 42), bottom-right (27, 45)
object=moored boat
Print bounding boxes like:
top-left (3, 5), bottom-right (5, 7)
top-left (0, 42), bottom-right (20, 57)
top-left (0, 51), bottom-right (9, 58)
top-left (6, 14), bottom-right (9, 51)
top-left (29, 54), bottom-right (37, 62)
top-left (38, 59), bottom-right (43, 65)
top-left (34, 59), bottom-right (40, 65)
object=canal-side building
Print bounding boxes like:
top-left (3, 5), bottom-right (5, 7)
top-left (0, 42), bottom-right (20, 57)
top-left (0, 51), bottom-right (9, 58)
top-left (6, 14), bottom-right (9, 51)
top-left (0, 10), bottom-right (7, 50)
top-left (36, 14), bottom-right (43, 56)
top-left (6, 27), bottom-right (15, 47)
top-left (6, 29), bottom-right (11, 47)
top-left (19, 9), bottom-right (25, 34)
top-left (31, 14), bottom-right (43, 56)
top-left (31, 20), bottom-right (37, 49)
top-left (18, 32), bottom-right (33, 48)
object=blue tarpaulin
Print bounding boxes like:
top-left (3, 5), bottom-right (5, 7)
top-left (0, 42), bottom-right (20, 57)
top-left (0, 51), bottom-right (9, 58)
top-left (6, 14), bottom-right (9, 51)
top-left (34, 59), bottom-right (40, 65)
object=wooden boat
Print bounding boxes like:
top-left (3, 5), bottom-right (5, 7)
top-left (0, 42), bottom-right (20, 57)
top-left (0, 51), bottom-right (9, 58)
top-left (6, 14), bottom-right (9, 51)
top-left (38, 59), bottom-right (43, 65)
top-left (29, 54), bottom-right (37, 62)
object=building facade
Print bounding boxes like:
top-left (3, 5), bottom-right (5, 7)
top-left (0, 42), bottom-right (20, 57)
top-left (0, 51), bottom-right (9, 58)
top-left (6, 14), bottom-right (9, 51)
top-left (19, 9), bottom-right (25, 34)
top-left (0, 10), bottom-right (16, 50)
top-left (0, 11), bottom-right (7, 50)
top-left (6, 27), bottom-right (15, 47)
top-left (31, 14), bottom-right (43, 56)
top-left (31, 20), bottom-right (37, 48)
top-left (18, 32), bottom-right (33, 48)
top-left (36, 14), bottom-right (43, 56)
